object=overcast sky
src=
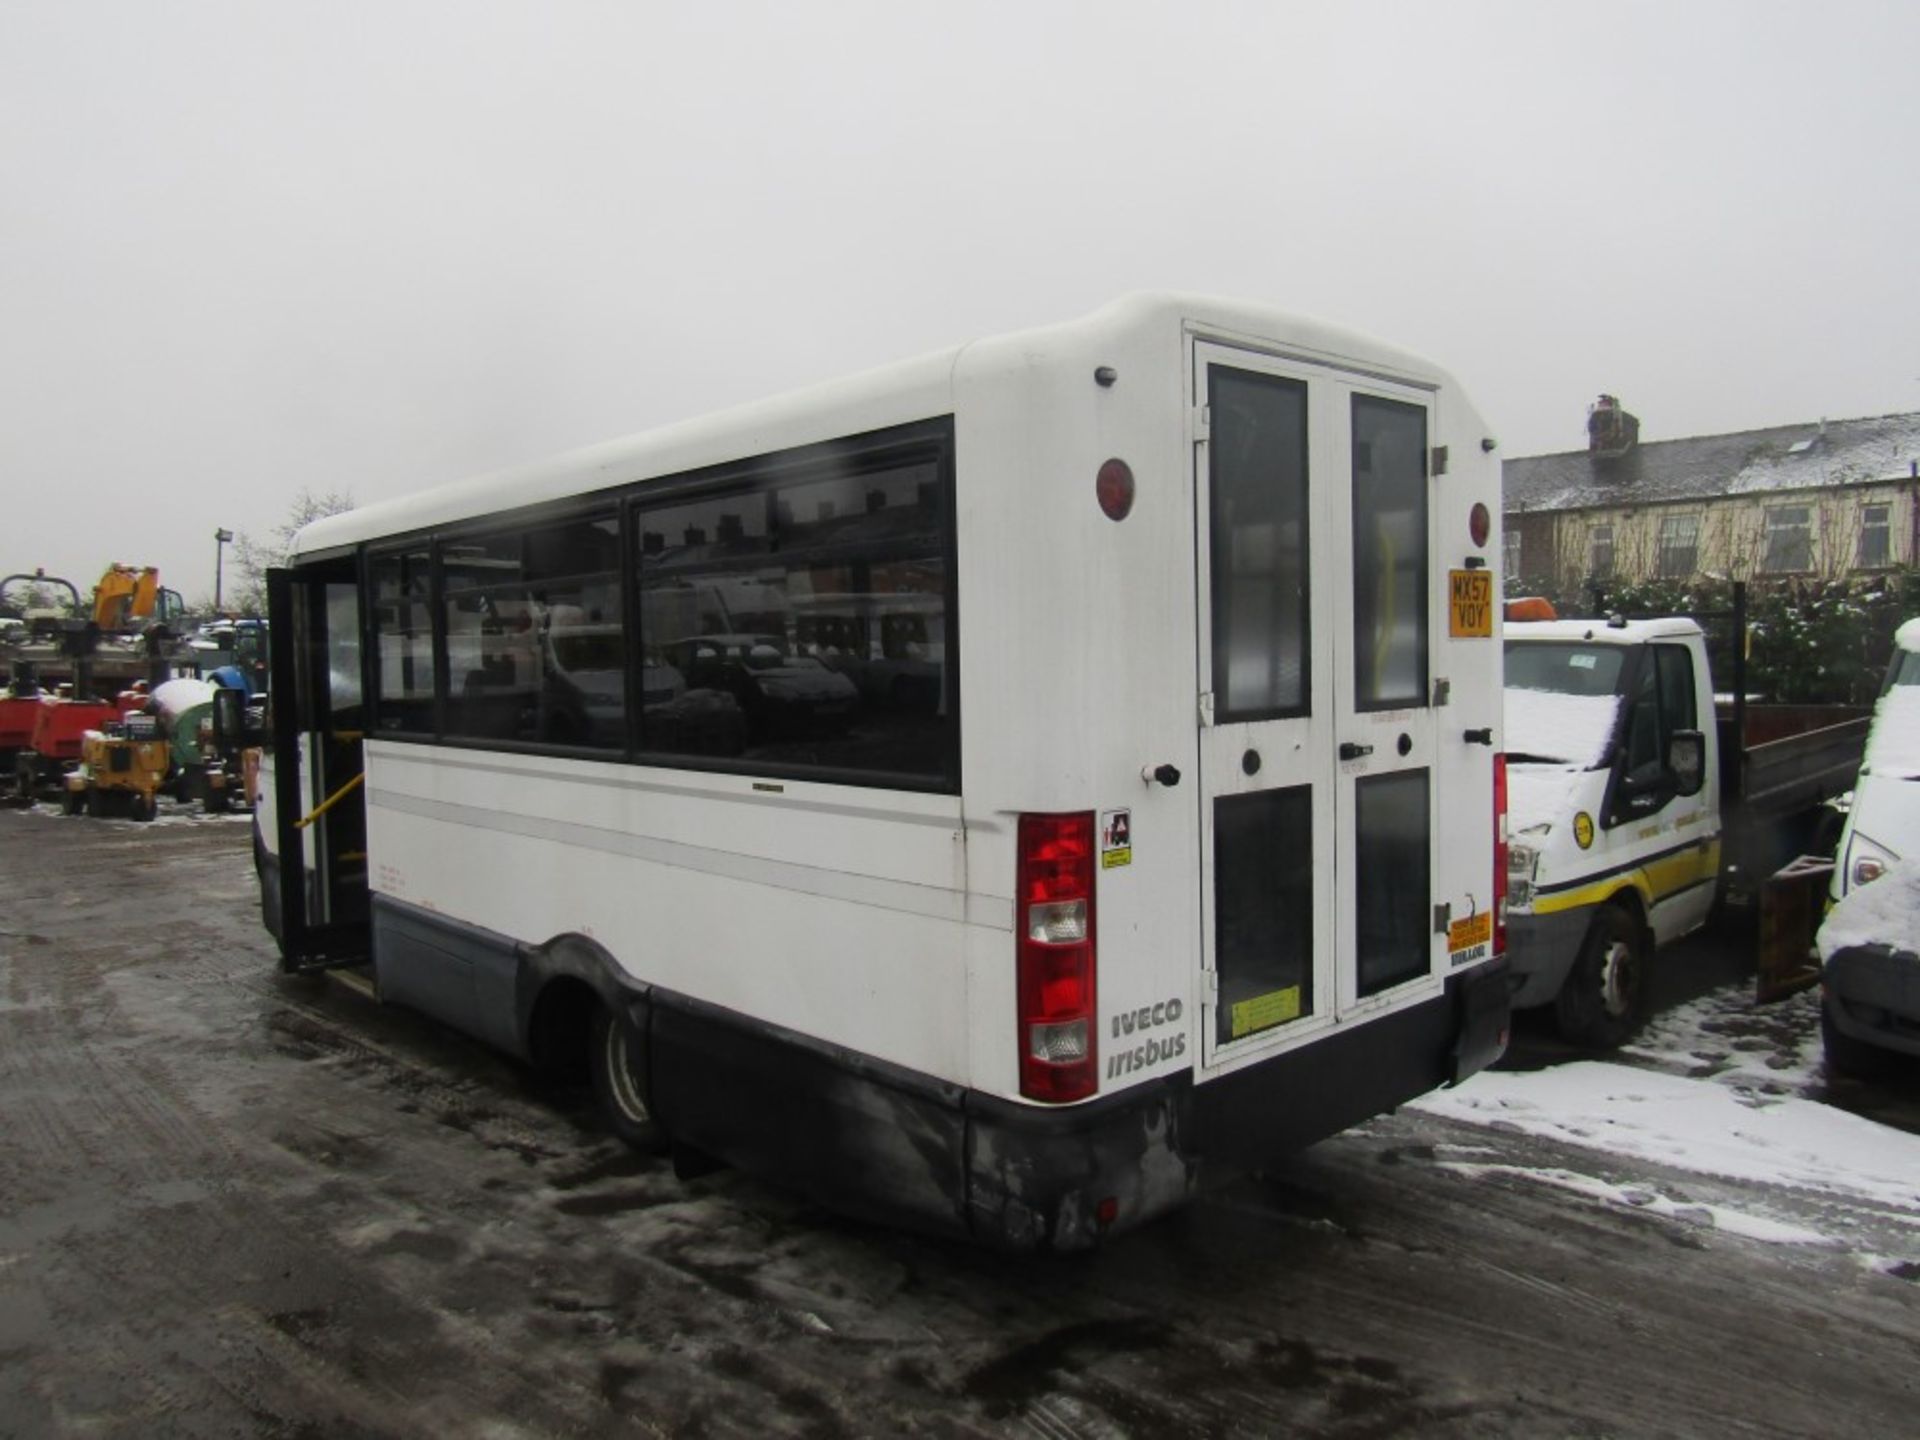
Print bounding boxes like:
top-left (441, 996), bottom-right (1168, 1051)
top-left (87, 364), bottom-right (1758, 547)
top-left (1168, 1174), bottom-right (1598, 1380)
top-left (4, 1), bottom-right (1917, 605)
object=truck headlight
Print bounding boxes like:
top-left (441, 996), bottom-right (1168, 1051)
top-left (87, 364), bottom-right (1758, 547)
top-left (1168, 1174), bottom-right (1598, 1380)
top-left (1849, 835), bottom-right (1897, 890)
top-left (1507, 839), bottom-right (1541, 910)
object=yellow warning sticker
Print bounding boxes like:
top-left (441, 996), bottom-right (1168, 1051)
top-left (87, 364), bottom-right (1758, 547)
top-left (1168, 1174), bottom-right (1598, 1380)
top-left (1230, 986), bottom-right (1301, 1039)
top-left (1448, 910), bottom-right (1492, 954)
top-left (1574, 811), bottom-right (1595, 850)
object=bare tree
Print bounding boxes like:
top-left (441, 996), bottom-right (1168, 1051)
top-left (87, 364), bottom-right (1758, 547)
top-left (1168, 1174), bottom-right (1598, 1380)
top-left (227, 489), bottom-right (355, 615)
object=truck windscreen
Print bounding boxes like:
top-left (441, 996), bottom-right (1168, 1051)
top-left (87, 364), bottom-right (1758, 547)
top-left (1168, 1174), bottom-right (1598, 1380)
top-left (1504, 641), bottom-right (1626, 699)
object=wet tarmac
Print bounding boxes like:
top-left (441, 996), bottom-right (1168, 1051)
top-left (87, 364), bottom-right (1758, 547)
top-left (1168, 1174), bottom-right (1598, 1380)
top-left (2, 807), bottom-right (1916, 1437)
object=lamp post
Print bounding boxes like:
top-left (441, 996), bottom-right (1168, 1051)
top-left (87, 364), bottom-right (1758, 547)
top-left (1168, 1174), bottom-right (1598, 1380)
top-left (214, 528), bottom-right (233, 613)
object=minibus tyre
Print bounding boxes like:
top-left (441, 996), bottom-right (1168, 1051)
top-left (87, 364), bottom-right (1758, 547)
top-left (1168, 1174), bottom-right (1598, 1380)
top-left (1820, 999), bottom-right (1894, 1079)
top-left (589, 1005), bottom-right (666, 1154)
top-left (1554, 904), bottom-right (1648, 1049)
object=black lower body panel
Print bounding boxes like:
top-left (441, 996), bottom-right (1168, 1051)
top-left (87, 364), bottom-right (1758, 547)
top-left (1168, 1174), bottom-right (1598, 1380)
top-left (350, 897), bottom-right (1509, 1250)
top-left (650, 961), bottom-right (1509, 1251)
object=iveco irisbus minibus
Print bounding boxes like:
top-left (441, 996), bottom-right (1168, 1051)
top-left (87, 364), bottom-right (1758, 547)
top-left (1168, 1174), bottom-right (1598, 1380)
top-left (251, 294), bottom-right (1510, 1249)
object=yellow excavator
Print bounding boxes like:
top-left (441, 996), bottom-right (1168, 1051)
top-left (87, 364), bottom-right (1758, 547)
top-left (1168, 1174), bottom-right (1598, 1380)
top-left (90, 564), bottom-right (171, 630)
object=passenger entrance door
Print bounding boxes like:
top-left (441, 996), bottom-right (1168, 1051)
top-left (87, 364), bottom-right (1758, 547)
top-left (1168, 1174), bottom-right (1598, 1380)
top-left (1193, 343), bottom-right (1444, 1067)
top-left (268, 560), bottom-right (370, 970)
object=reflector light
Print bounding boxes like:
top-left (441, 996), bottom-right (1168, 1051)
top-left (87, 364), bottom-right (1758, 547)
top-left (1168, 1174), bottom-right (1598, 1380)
top-left (1028, 899), bottom-right (1087, 943)
top-left (1470, 502), bottom-right (1491, 548)
top-left (1017, 812), bottom-right (1098, 1102)
top-left (1096, 459), bottom-right (1135, 521)
top-left (1029, 1019), bottom-right (1089, 1062)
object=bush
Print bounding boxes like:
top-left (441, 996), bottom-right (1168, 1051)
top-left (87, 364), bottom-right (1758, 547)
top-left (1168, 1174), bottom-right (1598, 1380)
top-left (1504, 568), bottom-right (1919, 704)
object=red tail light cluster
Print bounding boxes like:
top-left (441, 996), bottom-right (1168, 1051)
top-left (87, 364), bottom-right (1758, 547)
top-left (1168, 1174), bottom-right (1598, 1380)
top-left (1016, 812), bottom-right (1098, 1102)
top-left (1493, 753), bottom-right (1509, 959)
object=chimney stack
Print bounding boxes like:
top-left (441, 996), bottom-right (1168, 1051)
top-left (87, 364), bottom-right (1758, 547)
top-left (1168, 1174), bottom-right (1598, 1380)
top-left (1588, 394), bottom-right (1640, 459)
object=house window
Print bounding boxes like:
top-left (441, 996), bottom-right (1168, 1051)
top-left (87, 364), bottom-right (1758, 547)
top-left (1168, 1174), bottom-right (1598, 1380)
top-left (1762, 505), bottom-right (1813, 573)
top-left (1656, 513), bottom-right (1701, 579)
top-left (1858, 503), bottom-right (1892, 568)
top-left (1503, 527), bottom-right (1522, 579)
top-left (1588, 523), bottom-right (1615, 580)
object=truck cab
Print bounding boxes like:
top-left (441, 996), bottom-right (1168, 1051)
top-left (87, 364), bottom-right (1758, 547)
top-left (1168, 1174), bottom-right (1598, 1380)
top-left (1503, 617), bottom-right (1719, 1045)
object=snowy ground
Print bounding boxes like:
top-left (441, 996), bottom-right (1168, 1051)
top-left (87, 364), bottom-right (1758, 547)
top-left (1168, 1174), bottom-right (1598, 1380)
top-left (1412, 979), bottom-right (1920, 1278)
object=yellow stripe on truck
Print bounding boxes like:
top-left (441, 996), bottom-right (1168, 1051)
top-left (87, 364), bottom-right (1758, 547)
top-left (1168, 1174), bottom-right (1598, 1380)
top-left (1530, 841), bottom-right (1721, 918)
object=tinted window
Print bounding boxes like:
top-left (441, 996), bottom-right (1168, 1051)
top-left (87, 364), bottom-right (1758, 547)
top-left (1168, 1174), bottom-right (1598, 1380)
top-left (1209, 367), bottom-right (1310, 721)
top-left (369, 549), bottom-right (434, 733)
top-left (1355, 769), bottom-right (1431, 996)
top-left (1214, 785), bottom-right (1314, 1043)
top-left (1351, 395), bottom-right (1428, 710)
top-left (636, 447), bottom-right (954, 782)
top-left (442, 515), bottom-right (624, 749)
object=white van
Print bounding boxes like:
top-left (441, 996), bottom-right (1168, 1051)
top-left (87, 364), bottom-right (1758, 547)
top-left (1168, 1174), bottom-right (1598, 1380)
top-left (1830, 618), bottom-right (1920, 902)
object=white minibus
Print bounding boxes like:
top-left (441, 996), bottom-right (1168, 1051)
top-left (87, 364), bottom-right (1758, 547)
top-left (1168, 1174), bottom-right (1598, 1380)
top-left (253, 294), bottom-right (1510, 1248)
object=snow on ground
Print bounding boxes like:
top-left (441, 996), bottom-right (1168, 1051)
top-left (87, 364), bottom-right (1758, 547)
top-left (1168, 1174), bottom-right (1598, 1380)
top-left (1415, 1061), bottom-right (1920, 1213)
top-left (18, 801), bottom-right (251, 827)
top-left (1435, 1163), bottom-right (1839, 1247)
top-left (1414, 979), bottom-right (1920, 1257)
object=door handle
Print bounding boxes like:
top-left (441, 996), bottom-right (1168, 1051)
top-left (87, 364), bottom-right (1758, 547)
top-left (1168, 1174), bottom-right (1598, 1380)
top-left (1339, 742), bottom-right (1373, 761)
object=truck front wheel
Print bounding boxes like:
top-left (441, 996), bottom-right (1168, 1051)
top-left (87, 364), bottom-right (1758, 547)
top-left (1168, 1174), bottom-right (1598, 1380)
top-left (1555, 904), bottom-right (1649, 1049)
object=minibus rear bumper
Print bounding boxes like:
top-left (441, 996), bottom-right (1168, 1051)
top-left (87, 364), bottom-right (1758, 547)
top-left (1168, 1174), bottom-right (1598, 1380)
top-left (648, 958), bottom-right (1508, 1251)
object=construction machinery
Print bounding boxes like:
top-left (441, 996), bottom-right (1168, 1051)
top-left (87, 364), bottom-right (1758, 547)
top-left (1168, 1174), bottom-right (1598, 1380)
top-left (1, 565), bottom-right (189, 701)
top-left (8, 684), bottom-right (141, 803)
top-left (64, 710), bottom-right (169, 821)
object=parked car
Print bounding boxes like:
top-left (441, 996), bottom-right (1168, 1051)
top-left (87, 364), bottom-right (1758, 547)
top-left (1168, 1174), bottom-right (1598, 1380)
top-left (664, 633), bottom-right (858, 738)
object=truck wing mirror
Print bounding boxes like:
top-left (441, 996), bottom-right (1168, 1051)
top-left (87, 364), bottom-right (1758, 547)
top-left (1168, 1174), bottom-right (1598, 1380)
top-left (1618, 761), bottom-right (1679, 815)
top-left (210, 685), bottom-right (245, 749)
top-left (1668, 729), bottom-right (1705, 797)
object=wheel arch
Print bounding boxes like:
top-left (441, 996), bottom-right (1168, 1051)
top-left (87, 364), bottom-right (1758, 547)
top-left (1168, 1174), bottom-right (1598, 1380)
top-left (517, 932), bottom-right (651, 1076)
top-left (1603, 881), bottom-right (1652, 940)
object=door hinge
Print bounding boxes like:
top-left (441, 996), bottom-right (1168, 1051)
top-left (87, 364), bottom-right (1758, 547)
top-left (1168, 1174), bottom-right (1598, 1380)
top-left (1430, 444), bottom-right (1449, 476)
top-left (1198, 691), bottom-right (1215, 728)
top-left (1194, 405), bottom-right (1211, 439)
top-left (1432, 676), bottom-right (1451, 707)
top-left (1203, 970), bottom-right (1220, 1001)
top-left (1433, 902), bottom-right (1451, 935)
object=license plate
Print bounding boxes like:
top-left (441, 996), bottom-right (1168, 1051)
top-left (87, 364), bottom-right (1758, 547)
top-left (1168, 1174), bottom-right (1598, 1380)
top-left (1449, 569), bottom-right (1493, 637)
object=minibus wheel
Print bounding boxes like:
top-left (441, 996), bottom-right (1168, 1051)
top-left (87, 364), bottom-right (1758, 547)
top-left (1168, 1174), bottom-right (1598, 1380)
top-left (589, 1006), bottom-right (666, 1154)
top-left (1555, 904), bottom-right (1648, 1049)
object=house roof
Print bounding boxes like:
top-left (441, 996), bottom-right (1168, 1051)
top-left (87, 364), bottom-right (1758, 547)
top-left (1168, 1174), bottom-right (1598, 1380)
top-left (1504, 410), bottom-right (1920, 513)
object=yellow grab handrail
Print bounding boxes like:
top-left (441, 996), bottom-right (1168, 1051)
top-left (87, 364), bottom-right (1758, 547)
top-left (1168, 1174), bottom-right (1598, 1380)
top-left (295, 770), bottom-right (364, 830)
